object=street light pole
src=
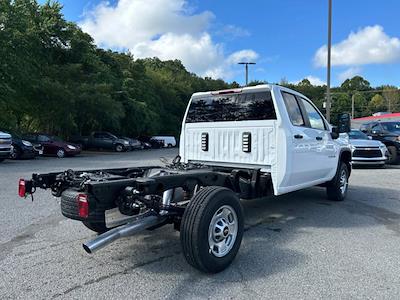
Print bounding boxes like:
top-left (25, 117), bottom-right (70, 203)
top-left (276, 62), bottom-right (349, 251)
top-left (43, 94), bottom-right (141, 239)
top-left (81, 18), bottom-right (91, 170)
top-left (326, 0), bottom-right (332, 122)
top-left (238, 62), bottom-right (256, 86)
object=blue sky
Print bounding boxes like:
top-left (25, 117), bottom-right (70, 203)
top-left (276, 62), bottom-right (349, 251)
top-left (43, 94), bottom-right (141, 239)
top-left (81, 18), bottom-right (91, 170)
top-left (43, 0), bottom-right (400, 87)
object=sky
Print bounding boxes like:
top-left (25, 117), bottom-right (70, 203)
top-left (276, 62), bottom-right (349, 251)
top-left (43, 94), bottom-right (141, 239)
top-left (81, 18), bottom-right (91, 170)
top-left (40, 0), bottom-right (400, 87)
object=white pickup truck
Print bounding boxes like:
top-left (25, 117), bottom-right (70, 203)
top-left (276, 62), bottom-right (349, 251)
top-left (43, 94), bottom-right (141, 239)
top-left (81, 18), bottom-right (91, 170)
top-left (20, 84), bottom-right (352, 273)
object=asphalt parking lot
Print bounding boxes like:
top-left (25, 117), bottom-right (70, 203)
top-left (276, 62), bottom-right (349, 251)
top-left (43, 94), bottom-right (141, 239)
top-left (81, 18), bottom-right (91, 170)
top-left (1, 150), bottom-right (400, 299)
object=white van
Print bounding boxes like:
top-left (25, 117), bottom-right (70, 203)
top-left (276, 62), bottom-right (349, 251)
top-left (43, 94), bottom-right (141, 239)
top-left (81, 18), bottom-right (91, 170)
top-left (151, 136), bottom-right (177, 147)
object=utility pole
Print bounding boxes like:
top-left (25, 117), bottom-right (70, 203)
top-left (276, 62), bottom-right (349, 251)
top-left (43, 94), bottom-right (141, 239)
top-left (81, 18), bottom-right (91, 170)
top-left (326, 0), bottom-right (332, 122)
top-left (351, 94), bottom-right (355, 119)
top-left (238, 62), bottom-right (256, 86)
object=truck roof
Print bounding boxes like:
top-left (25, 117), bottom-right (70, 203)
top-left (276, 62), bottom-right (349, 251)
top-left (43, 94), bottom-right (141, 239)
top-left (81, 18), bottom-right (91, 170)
top-left (191, 84), bottom-right (274, 97)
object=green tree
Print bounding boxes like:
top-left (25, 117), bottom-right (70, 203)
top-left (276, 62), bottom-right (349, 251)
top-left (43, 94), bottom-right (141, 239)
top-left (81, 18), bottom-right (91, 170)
top-left (368, 94), bottom-right (386, 113)
top-left (341, 76), bottom-right (371, 91)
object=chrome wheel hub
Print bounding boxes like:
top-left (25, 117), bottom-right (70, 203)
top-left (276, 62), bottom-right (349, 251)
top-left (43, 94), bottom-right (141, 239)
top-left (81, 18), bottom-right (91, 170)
top-left (208, 205), bottom-right (238, 258)
top-left (339, 169), bottom-right (348, 195)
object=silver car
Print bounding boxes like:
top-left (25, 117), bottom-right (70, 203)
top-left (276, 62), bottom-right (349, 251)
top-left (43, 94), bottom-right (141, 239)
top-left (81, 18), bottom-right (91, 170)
top-left (348, 130), bottom-right (388, 166)
top-left (0, 131), bottom-right (12, 162)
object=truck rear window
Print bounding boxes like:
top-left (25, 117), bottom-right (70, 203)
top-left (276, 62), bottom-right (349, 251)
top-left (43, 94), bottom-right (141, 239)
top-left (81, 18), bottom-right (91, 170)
top-left (185, 91), bottom-right (276, 123)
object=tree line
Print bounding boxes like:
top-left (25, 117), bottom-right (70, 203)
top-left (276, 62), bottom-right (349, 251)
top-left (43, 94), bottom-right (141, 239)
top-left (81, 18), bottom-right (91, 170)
top-left (1, 1), bottom-right (399, 138)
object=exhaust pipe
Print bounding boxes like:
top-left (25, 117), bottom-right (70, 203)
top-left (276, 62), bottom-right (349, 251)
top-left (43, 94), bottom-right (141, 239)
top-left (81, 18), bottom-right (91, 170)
top-left (83, 212), bottom-right (165, 254)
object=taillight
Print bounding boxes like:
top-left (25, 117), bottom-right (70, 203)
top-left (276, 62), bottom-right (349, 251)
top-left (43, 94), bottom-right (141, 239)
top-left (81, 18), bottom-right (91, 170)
top-left (77, 194), bottom-right (89, 218)
top-left (18, 179), bottom-right (26, 197)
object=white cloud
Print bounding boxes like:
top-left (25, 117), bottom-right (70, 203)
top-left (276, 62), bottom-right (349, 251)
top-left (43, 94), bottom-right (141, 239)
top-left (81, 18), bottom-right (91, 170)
top-left (226, 50), bottom-right (259, 65)
top-left (314, 25), bottom-right (400, 67)
top-left (338, 67), bottom-right (362, 82)
top-left (293, 76), bottom-right (326, 86)
top-left (79, 0), bottom-right (258, 79)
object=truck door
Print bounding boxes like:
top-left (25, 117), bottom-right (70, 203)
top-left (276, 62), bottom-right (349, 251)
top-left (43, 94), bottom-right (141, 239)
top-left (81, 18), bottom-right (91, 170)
top-left (282, 92), bottom-right (336, 187)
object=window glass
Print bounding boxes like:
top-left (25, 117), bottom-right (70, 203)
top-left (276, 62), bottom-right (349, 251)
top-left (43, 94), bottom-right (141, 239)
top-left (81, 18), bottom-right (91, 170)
top-left (282, 92), bottom-right (304, 126)
top-left (381, 122), bottom-right (400, 132)
top-left (300, 98), bottom-right (326, 130)
top-left (185, 91), bottom-right (276, 123)
top-left (371, 123), bottom-right (382, 132)
top-left (93, 133), bottom-right (103, 138)
top-left (38, 135), bottom-right (50, 142)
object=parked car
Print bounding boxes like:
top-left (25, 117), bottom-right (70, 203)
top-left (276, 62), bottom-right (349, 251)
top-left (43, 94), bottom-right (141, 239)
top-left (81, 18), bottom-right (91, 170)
top-left (348, 129), bottom-right (388, 166)
top-left (151, 136), bottom-right (177, 147)
top-left (0, 131), bottom-right (12, 162)
top-left (137, 136), bottom-right (164, 148)
top-left (8, 132), bottom-right (43, 159)
top-left (118, 136), bottom-right (144, 151)
top-left (360, 121), bottom-right (400, 164)
top-left (22, 133), bottom-right (81, 158)
top-left (72, 132), bottom-right (130, 152)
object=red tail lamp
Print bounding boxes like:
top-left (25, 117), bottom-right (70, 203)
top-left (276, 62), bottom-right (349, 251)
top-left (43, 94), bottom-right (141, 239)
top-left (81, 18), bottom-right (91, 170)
top-left (77, 194), bottom-right (89, 218)
top-left (18, 179), bottom-right (26, 197)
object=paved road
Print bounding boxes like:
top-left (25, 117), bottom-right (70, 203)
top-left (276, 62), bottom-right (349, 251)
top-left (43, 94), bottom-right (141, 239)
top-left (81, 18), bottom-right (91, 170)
top-left (1, 150), bottom-right (399, 299)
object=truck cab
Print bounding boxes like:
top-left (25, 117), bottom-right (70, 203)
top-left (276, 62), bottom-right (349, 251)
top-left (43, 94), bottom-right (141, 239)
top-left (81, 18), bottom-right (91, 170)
top-left (180, 84), bottom-right (351, 196)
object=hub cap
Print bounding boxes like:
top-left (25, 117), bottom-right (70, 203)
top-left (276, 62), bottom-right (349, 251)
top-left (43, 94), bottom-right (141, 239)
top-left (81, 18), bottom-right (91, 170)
top-left (339, 169), bottom-right (348, 195)
top-left (208, 205), bottom-right (238, 258)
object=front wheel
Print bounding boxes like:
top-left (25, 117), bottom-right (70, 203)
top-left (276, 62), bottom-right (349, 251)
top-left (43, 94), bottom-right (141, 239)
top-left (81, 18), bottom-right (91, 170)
top-left (115, 144), bottom-right (124, 152)
top-left (180, 186), bottom-right (244, 273)
top-left (387, 146), bottom-right (398, 164)
top-left (56, 148), bottom-right (65, 158)
top-left (10, 147), bottom-right (21, 159)
top-left (326, 162), bottom-right (349, 201)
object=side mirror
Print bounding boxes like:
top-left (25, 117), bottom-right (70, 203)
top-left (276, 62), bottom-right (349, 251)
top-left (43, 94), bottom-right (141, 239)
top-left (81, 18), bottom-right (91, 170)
top-left (371, 129), bottom-right (382, 135)
top-left (337, 113), bottom-right (351, 133)
top-left (331, 126), bottom-right (339, 139)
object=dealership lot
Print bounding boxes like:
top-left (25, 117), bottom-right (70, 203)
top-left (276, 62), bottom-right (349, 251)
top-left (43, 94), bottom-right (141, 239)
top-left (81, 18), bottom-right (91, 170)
top-left (1, 150), bottom-right (400, 299)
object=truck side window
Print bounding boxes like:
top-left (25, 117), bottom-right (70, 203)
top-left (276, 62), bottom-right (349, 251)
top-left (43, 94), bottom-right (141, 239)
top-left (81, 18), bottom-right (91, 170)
top-left (282, 92), bottom-right (305, 126)
top-left (299, 98), bottom-right (326, 130)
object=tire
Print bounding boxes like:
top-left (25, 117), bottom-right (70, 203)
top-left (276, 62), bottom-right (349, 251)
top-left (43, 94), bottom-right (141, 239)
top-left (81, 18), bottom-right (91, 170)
top-left (10, 147), bottom-right (21, 160)
top-left (56, 148), bottom-right (65, 158)
top-left (115, 144), bottom-right (124, 152)
top-left (387, 146), bottom-right (398, 164)
top-left (180, 186), bottom-right (244, 273)
top-left (82, 221), bottom-right (108, 234)
top-left (326, 162), bottom-right (349, 201)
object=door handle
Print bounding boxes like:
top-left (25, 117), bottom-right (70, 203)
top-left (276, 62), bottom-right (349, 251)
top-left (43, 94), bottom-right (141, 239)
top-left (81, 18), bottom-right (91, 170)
top-left (294, 134), bottom-right (303, 139)
top-left (316, 136), bottom-right (323, 141)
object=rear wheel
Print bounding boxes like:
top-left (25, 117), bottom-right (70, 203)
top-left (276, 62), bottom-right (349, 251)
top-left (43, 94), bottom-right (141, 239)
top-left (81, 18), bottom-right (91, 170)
top-left (387, 146), bottom-right (398, 164)
top-left (180, 186), bottom-right (244, 273)
top-left (326, 162), bottom-right (349, 201)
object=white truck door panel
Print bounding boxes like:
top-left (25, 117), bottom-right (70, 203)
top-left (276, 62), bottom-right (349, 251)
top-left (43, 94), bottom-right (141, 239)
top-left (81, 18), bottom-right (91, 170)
top-left (289, 127), bottom-right (336, 186)
top-left (183, 121), bottom-right (277, 167)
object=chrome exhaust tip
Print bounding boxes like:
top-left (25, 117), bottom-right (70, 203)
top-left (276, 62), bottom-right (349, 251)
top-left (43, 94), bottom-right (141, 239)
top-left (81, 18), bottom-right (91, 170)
top-left (83, 213), bottom-right (164, 254)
